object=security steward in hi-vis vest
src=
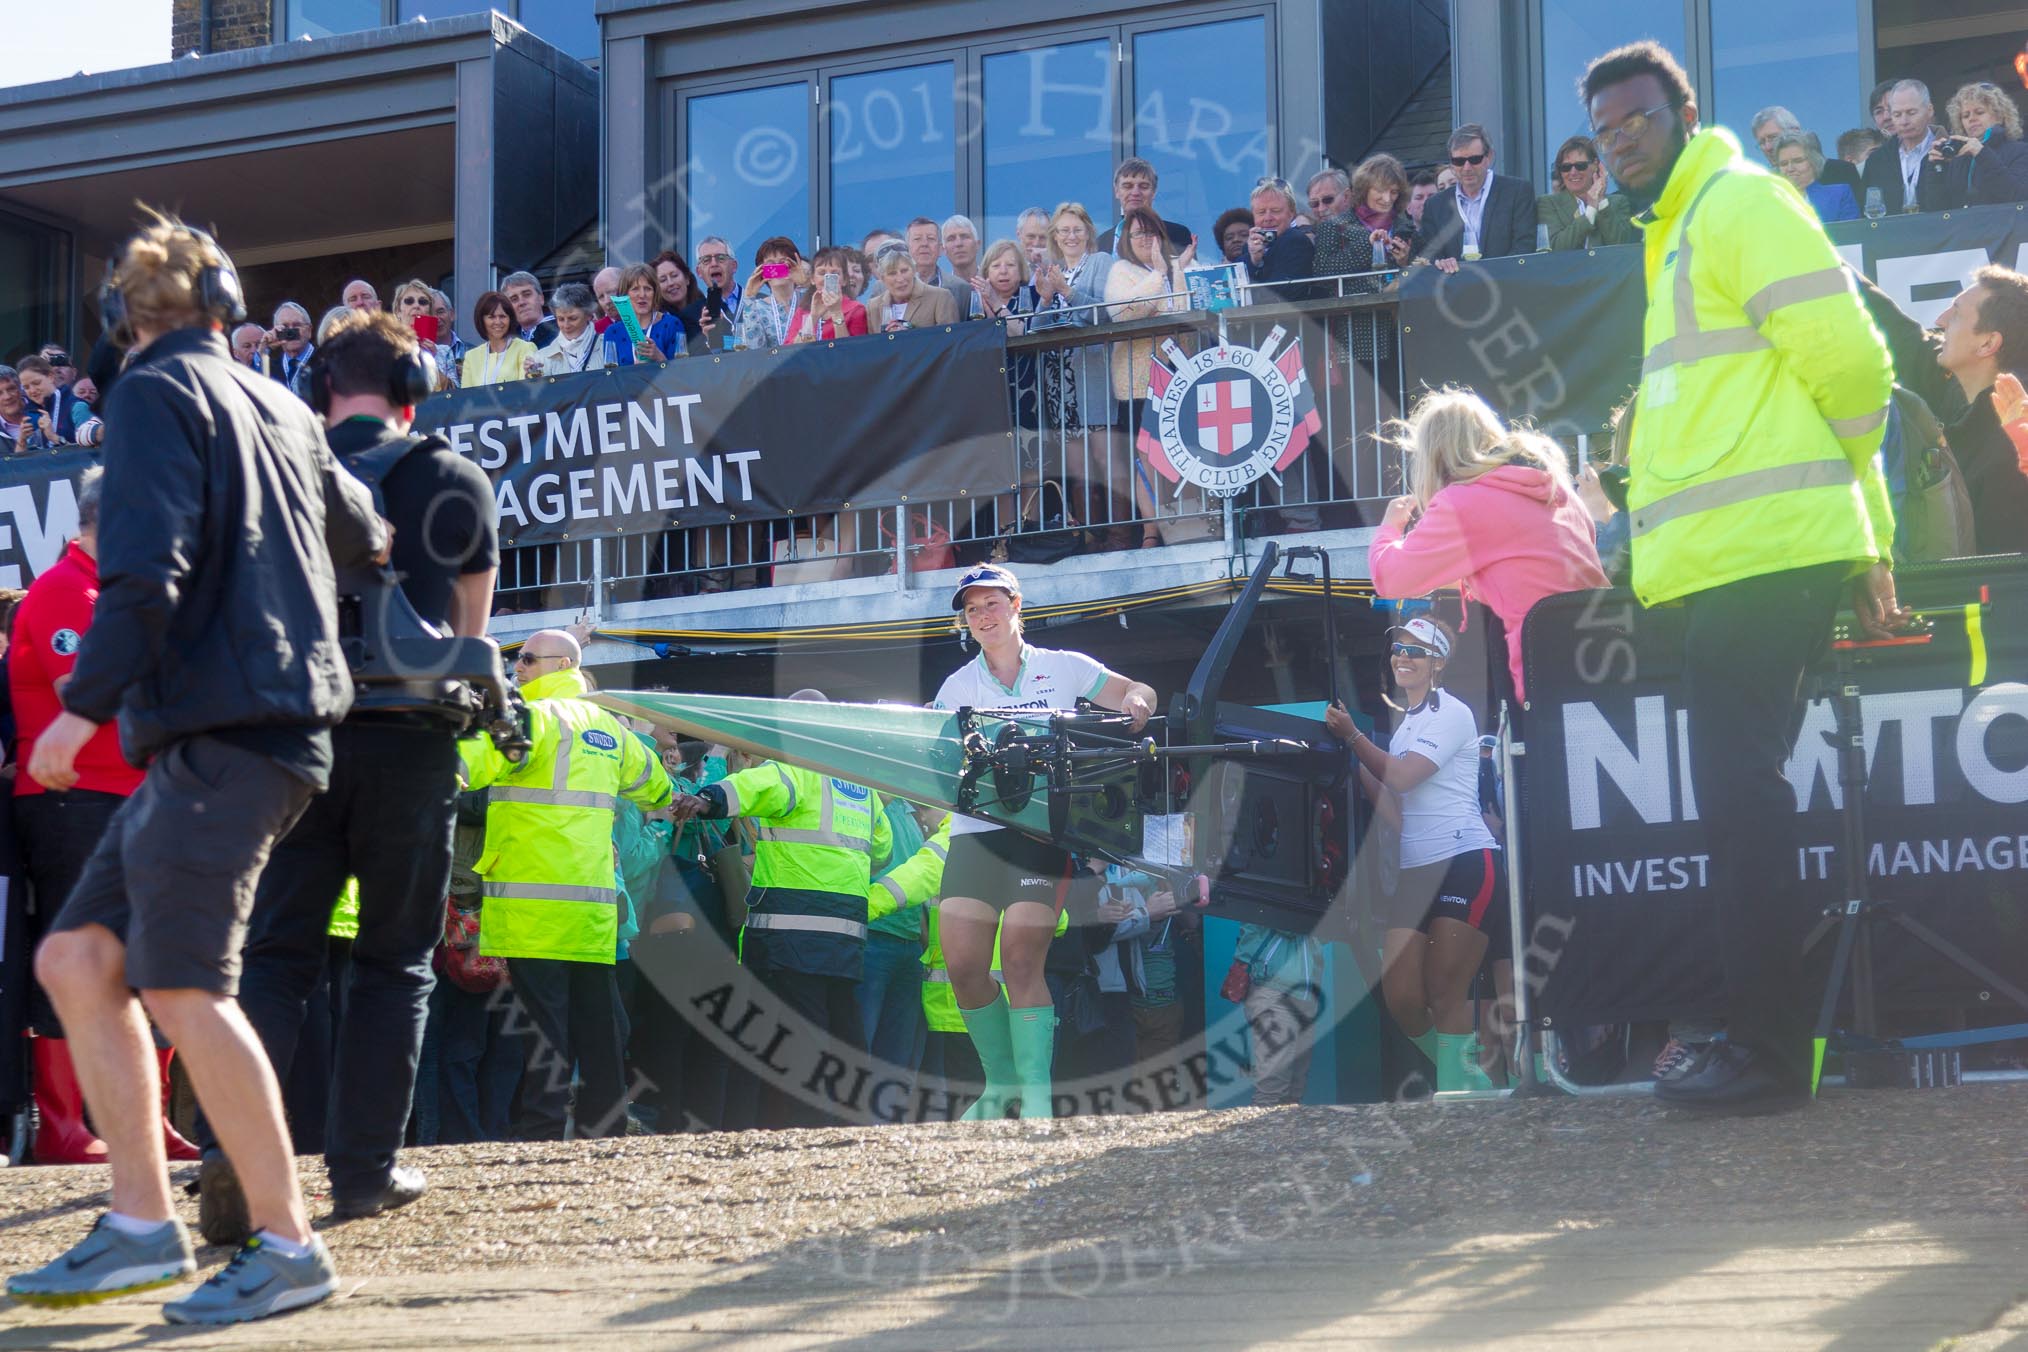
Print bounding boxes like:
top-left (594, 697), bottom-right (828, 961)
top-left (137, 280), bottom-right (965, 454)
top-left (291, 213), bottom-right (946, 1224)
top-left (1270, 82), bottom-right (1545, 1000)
top-left (458, 635), bottom-right (673, 1138)
top-left (673, 755), bottom-right (947, 1127)
top-left (1584, 43), bottom-right (1903, 1115)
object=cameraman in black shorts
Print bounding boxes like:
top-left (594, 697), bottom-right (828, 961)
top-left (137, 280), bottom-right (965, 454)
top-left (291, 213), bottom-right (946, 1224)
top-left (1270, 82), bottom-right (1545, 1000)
top-left (196, 308), bottom-right (498, 1245)
top-left (8, 212), bottom-right (389, 1324)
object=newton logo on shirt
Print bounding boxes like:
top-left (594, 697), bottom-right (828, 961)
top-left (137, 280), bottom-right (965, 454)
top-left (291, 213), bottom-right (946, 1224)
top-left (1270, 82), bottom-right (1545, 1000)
top-left (580, 729), bottom-right (620, 751)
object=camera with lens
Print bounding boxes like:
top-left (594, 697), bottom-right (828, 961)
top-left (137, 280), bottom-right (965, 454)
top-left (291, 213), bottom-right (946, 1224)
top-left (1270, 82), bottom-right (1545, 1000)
top-left (276, 325), bottom-right (302, 341)
top-left (337, 567), bottom-right (530, 762)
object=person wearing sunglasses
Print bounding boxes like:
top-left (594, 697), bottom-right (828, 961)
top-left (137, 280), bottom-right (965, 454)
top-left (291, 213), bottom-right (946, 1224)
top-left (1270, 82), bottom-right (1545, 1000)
top-left (1537, 134), bottom-right (1635, 251)
top-left (1412, 123), bottom-right (1538, 271)
top-left (1324, 616), bottom-right (1506, 1094)
top-left (1582, 41), bottom-right (1904, 1116)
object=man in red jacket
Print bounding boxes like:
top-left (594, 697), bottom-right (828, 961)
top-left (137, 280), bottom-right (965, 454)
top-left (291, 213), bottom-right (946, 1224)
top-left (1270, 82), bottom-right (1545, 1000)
top-left (10, 467), bottom-right (196, 1164)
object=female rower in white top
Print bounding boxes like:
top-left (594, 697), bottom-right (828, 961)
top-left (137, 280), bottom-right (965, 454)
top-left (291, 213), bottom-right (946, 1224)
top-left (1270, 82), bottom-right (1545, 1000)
top-left (931, 563), bottom-right (1157, 1119)
top-left (1326, 616), bottom-right (1507, 1091)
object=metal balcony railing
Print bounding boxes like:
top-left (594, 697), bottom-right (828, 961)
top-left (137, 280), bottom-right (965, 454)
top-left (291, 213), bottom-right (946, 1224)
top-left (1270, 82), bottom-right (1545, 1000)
top-left (489, 271), bottom-right (1410, 616)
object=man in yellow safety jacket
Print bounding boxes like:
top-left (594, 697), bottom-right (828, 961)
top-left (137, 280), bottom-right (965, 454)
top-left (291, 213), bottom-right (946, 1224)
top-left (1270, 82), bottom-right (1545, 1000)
top-left (458, 629), bottom-right (672, 1138)
top-left (1583, 43), bottom-right (1906, 1114)
top-left (669, 691), bottom-right (945, 1127)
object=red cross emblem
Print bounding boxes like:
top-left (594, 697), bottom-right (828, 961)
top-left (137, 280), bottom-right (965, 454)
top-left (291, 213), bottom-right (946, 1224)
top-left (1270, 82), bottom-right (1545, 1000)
top-left (1194, 377), bottom-right (1254, 457)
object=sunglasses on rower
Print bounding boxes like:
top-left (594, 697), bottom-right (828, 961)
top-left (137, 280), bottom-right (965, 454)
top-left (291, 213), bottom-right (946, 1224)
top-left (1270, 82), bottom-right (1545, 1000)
top-left (1390, 642), bottom-right (1438, 660)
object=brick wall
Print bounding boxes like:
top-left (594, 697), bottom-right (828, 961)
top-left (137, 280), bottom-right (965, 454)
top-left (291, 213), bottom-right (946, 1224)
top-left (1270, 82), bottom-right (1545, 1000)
top-left (170, 0), bottom-right (274, 58)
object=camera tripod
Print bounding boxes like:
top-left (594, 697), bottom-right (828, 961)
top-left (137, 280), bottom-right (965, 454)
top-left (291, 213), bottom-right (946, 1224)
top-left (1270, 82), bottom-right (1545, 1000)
top-left (1803, 620), bottom-right (2028, 1086)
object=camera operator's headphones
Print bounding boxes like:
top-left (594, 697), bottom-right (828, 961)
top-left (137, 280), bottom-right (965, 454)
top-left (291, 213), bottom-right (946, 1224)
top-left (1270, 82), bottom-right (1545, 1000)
top-left (305, 335), bottom-right (434, 417)
top-left (98, 221), bottom-right (247, 347)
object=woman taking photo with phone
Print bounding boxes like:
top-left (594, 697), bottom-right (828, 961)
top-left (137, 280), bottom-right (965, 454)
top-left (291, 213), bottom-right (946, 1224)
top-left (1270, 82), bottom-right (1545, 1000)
top-left (1324, 618), bottom-right (1505, 1092)
top-left (932, 564), bottom-right (1157, 1119)
top-left (787, 247), bottom-right (869, 342)
top-left (737, 237), bottom-right (812, 352)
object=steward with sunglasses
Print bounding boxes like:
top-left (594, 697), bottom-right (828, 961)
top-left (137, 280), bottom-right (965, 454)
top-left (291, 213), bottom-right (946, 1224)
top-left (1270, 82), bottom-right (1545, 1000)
top-left (1583, 41), bottom-right (1903, 1115)
top-left (459, 629), bottom-right (674, 1139)
top-left (194, 308), bottom-right (500, 1247)
top-left (1538, 134), bottom-right (1637, 251)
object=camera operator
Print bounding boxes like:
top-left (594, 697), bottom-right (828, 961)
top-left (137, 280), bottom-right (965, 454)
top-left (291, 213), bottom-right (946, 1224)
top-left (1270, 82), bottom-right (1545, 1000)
top-left (7, 210), bottom-right (388, 1323)
top-left (195, 308), bottom-right (498, 1248)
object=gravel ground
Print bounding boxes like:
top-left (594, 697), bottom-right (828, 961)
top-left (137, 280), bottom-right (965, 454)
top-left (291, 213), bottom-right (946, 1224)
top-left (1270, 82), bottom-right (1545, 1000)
top-left (3, 1088), bottom-right (2025, 1348)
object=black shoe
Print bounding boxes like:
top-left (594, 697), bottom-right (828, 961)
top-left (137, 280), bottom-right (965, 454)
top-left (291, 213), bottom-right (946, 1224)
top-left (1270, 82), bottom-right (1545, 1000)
top-left (196, 1150), bottom-right (251, 1248)
top-left (330, 1165), bottom-right (427, 1221)
top-left (1653, 1043), bottom-right (1811, 1116)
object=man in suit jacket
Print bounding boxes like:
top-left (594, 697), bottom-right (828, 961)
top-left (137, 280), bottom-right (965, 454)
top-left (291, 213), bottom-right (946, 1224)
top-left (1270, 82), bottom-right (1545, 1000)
top-left (260, 301), bottom-right (316, 402)
top-left (1245, 178), bottom-right (1319, 301)
top-left (1415, 124), bottom-right (1539, 266)
top-left (1859, 79), bottom-right (1951, 215)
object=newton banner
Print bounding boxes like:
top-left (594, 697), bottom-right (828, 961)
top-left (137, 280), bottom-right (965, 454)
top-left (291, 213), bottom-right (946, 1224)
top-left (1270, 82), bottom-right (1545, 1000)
top-left (412, 321), bottom-right (1015, 546)
top-left (1516, 557), bottom-right (2028, 1027)
top-left (1399, 200), bottom-right (2028, 440)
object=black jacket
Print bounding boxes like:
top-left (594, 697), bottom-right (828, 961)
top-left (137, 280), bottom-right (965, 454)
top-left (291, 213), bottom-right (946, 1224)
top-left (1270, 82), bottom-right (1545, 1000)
top-left (1858, 138), bottom-right (1950, 215)
top-left (1249, 224), bottom-right (1319, 300)
top-left (1415, 174), bottom-right (1539, 261)
top-left (62, 327), bottom-right (388, 765)
top-left (1948, 387), bottom-right (2028, 557)
top-left (1940, 130), bottom-right (2028, 208)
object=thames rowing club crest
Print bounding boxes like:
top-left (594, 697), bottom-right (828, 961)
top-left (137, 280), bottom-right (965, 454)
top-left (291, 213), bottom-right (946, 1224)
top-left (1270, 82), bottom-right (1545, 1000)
top-left (1135, 324), bottom-right (1323, 497)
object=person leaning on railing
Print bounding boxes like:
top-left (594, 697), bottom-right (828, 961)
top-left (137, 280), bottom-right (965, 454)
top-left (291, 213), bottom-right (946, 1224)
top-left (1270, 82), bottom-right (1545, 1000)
top-left (1538, 135), bottom-right (1637, 248)
top-left (532, 282), bottom-right (607, 376)
top-left (461, 290), bottom-right (538, 387)
top-left (869, 244), bottom-right (958, 332)
top-left (1106, 206), bottom-right (1196, 547)
top-left (786, 247), bottom-right (870, 342)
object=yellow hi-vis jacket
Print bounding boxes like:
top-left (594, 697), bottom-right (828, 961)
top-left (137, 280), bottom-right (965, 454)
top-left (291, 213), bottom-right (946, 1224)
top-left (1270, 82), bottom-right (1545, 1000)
top-left (712, 761), bottom-right (938, 978)
top-left (458, 666), bottom-right (673, 964)
top-left (1627, 127), bottom-right (1895, 606)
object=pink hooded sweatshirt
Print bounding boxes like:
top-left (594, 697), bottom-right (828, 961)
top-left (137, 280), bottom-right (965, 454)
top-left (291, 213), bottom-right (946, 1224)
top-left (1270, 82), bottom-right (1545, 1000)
top-left (1369, 464), bottom-right (1609, 703)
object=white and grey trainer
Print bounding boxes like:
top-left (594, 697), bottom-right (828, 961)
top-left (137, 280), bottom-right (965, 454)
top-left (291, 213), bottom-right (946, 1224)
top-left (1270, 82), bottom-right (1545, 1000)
top-left (7, 1214), bottom-right (197, 1307)
top-left (161, 1232), bottom-right (338, 1326)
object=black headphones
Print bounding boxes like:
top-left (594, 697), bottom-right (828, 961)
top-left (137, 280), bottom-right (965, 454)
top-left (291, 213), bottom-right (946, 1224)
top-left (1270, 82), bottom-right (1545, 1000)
top-left (98, 222), bottom-right (247, 346)
top-left (305, 336), bottom-right (434, 417)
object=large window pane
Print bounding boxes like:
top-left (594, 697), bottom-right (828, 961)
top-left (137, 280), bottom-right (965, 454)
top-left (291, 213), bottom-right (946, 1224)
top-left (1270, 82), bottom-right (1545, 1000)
top-left (684, 83), bottom-right (812, 267)
top-left (1711, 0), bottom-right (1861, 163)
top-left (0, 210), bottom-right (68, 366)
top-left (288, 0), bottom-right (383, 40)
top-left (828, 63), bottom-right (956, 252)
top-left (515, 0), bottom-right (601, 61)
top-left (1132, 18), bottom-right (1270, 245)
top-left (1540, 1), bottom-right (1687, 187)
top-left (982, 39), bottom-right (1116, 245)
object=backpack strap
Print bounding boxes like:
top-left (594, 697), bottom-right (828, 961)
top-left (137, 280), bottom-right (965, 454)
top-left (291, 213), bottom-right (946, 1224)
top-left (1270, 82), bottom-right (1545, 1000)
top-left (338, 431), bottom-right (447, 515)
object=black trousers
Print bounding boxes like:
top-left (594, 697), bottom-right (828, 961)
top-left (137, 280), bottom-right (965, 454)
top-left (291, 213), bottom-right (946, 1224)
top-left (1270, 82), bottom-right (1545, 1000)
top-left (506, 957), bottom-right (631, 1139)
top-left (15, 789), bottom-right (125, 1036)
top-left (746, 954), bottom-right (864, 1129)
top-left (1680, 562), bottom-right (1845, 1088)
top-left (203, 722), bottom-right (460, 1196)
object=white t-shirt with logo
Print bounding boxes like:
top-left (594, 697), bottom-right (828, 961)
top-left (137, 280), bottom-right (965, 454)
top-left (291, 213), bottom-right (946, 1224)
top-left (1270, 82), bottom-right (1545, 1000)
top-left (932, 643), bottom-right (1116, 834)
top-left (1387, 690), bottom-right (1498, 869)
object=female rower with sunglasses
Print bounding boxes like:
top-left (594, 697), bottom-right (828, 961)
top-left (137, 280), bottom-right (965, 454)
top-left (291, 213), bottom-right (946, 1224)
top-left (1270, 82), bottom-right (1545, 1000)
top-left (1325, 617), bottom-right (1505, 1092)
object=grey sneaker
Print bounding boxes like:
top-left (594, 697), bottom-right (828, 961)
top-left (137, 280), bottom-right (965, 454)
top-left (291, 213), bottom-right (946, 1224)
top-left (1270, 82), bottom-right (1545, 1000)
top-left (7, 1214), bottom-right (196, 1307)
top-left (161, 1233), bottom-right (338, 1326)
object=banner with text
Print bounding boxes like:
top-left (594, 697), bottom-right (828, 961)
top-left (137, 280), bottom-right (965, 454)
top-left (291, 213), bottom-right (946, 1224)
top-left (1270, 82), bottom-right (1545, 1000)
top-left (1399, 201), bottom-right (2028, 439)
top-left (1517, 557), bottom-right (2028, 1027)
top-left (0, 449), bottom-right (92, 589)
top-left (411, 322), bottom-right (1015, 546)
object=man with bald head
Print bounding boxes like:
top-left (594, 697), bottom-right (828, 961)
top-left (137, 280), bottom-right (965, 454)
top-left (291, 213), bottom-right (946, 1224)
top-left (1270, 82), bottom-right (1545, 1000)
top-left (341, 279), bottom-right (380, 312)
top-left (591, 267), bottom-right (624, 332)
top-left (460, 628), bottom-right (671, 1139)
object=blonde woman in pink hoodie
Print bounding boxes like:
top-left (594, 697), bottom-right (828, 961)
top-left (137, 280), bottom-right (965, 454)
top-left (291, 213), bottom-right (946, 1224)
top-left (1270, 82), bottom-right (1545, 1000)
top-left (1368, 389), bottom-right (1609, 707)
